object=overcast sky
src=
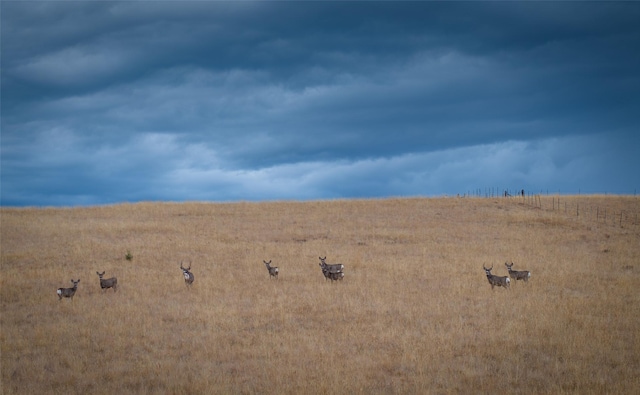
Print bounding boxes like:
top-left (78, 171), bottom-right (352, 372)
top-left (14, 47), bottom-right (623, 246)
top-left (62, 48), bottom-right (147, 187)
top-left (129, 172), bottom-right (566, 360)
top-left (2, 2), bottom-right (639, 206)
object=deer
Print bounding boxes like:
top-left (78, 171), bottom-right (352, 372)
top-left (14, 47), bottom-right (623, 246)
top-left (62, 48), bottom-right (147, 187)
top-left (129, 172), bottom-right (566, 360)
top-left (263, 260), bottom-right (279, 279)
top-left (483, 265), bottom-right (510, 290)
top-left (318, 262), bottom-right (345, 282)
top-left (180, 262), bottom-right (194, 286)
top-left (57, 279), bottom-right (80, 300)
top-left (96, 271), bottom-right (118, 292)
top-left (505, 262), bottom-right (531, 282)
top-left (320, 266), bottom-right (344, 282)
top-left (319, 256), bottom-right (344, 273)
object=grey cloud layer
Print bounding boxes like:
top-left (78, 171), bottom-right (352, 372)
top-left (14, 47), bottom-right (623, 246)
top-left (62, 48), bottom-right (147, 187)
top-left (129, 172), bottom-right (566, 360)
top-left (2, 2), bottom-right (639, 206)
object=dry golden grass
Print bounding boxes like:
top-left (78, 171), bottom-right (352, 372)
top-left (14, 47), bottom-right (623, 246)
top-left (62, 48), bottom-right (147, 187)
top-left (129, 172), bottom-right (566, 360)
top-left (1, 196), bottom-right (639, 394)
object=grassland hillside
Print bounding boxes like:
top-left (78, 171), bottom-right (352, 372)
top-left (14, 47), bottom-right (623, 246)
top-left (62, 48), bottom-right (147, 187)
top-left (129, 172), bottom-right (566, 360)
top-left (1, 196), bottom-right (639, 394)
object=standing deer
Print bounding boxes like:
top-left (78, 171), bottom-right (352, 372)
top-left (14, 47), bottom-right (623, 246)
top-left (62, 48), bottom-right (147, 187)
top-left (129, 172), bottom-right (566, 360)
top-left (96, 271), bottom-right (118, 292)
top-left (319, 257), bottom-right (344, 273)
top-left (57, 279), bottom-right (80, 300)
top-left (318, 257), bottom-right (345, 282)
top-left (483, 265), bottom-right (510, 290)
top-left (320, 265), bottom-right (344, 282)
top-left (263, 260), bottom-right (279, 279)
top-left (505, 262), bottom-right (531, 282)
top-left (180, 262), bottom-right (194, 286)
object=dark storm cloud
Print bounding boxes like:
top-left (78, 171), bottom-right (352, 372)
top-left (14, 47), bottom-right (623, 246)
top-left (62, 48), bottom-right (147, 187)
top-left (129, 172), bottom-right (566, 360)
top-left (2, 2), bottom-right (639, 206)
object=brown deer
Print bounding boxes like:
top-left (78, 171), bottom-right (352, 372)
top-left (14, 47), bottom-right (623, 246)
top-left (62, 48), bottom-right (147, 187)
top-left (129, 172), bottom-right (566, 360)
top-left (180, 262), bottom-right (194, 286)
top-left (96, 271), bottom-right (118, 292)
top-left (57, 279), bottom-right (80, 300)
top-left (320, 266), bottom-right (344, 282)
top-left (263, 260), bottom-right (279, 279)
top-left (319, 257), bottom-right (344, 273)
top-left (505, 262), bottom-right (531, 282)
top-left (483, 265), bottom-right (510, 290)
top-left (318, 257), bottom-right (345, 282)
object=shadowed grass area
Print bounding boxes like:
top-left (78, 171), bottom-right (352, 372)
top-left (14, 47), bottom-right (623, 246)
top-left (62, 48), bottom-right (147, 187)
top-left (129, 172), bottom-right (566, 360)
top-left (1, 196), bottom-right (639, 394)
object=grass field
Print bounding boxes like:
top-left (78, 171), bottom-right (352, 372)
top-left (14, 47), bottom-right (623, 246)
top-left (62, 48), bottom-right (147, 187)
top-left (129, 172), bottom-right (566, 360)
top-left (1, 196), bottom-right (639, 394)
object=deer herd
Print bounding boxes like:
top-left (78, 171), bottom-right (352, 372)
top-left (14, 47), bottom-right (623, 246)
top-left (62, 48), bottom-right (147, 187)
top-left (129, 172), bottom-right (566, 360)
top-left (56, 256), bottom-right (530, 300)
top-left (482, 262), bottom-right (532, 290)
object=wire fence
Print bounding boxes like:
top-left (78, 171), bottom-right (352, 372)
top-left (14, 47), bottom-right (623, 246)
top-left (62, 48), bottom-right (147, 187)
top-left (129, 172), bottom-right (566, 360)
top-left (463, 188), bottom-right (637, 200)
top-left (525, 195), bottom-right (639, 228)
top-left (460, 188), bottom-right (640, 228)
